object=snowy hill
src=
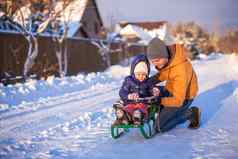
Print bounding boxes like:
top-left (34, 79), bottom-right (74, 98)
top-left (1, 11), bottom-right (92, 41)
top-left (0, 53), bottom-right (238, 158)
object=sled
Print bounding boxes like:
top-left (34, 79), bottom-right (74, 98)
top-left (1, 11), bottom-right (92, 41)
top-left (111, 97), bottom-right (159, 139)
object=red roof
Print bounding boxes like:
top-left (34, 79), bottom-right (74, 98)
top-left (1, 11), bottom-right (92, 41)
top-left (119, 21), bottom-right (167, 30)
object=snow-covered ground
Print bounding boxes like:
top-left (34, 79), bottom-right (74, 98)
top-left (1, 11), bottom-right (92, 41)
top-left (0, 53), bottom-right (238, 159)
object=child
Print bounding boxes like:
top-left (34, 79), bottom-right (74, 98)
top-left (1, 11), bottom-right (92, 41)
top-left (114, 54), bottom-right (160, 125)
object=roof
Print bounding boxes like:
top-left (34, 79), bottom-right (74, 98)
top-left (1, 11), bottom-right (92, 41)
top-left (53, 0), bottom-right (88, 37)
top-left (119, 21), bottom-right (167, 31)
top-left (119, 24), bottom-right (152, 42)
top-left (12, 0), bottom-right (89, 37)
top-left (13, 4), bottom-right (31, 26)
top-left (118, 21), bottom-right (175, 45)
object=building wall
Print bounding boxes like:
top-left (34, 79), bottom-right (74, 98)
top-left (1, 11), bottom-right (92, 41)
top-left (75, 0), bottom-right (103, 38)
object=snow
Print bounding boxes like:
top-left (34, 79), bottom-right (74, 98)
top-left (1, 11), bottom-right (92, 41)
top-left (119, 23), bottom-right (175, 45)
top-left (1, 54), bottom-right (238, 158)
top-left (119, 24), bottom-right (152, 42)
top-left (0, 12), bottom-right (4, 17)
top-left (54, 0), bottom-right (88, 37)
top-left (11, 0), bottom-right (88, 37)
top-left (13, 4), bottom-right (31, 27)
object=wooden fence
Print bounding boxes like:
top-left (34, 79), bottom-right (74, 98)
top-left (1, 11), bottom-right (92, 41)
top-left (0, 32), bottom-right (146, 84)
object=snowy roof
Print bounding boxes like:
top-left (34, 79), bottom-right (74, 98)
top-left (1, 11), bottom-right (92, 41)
top-left (12, 0), bottom-right (88, 37)
top-left (13, 4), bottom-right (31, 27)
top-left (0, 15), bottom-right (25, 33)
top-left (119, 24), bottom-right (152, 43)
top-left (119, 22), bottom-right (175, 45)
top-left (53, 0), bottom-right (88, 37)
top-left (119, 21), bottom-right (167, 30)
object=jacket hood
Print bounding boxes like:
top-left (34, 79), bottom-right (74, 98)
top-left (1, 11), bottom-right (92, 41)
top-left (130, 54), bottom-right (150, 79)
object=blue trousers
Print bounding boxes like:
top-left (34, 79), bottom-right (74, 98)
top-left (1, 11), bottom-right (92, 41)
top-left (157, 86), bottom-right (193, 132)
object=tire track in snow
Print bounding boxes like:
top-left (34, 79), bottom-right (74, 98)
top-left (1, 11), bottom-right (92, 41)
top-left (29, 108), bottom-right (115, 158)
top-left (0, 84), bottom-right (119, 138)
top-left (0, 82), bottom-right (119, 120)
top-left (0, 99), bottom-right (117, 159)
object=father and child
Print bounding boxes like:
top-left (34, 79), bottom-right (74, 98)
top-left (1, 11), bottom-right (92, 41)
top-left (113, 37), bottom-right (201, 132)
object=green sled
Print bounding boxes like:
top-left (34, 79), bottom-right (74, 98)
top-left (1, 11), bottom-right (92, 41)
top-left (111, 103), bottom-right (158, 139)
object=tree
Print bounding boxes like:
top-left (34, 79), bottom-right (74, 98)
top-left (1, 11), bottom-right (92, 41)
top-left (2, 0), bottom-right (51, 78)
top-left (49, 0), bottom-right (72, 77)
top-left (2, 0), bottom-right (71, 78)
top-left (91, 32), bottom-right (123, 68)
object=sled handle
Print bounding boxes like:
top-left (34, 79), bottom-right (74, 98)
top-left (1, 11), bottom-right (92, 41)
top-left (135, 96), bottom-right (158, 103)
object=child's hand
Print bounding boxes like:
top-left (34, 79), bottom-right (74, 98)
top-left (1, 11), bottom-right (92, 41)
top-left (152, 87), bottom-right (160, 96)
top-left (128, 93), bottom-right (139, 100)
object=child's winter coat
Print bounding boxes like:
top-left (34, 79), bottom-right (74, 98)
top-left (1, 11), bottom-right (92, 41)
top-left (119, 54), bottom-right (156, 105)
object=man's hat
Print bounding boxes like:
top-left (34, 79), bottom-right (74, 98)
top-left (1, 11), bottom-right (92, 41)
top-left (147, 37), bottom-right (169, 60)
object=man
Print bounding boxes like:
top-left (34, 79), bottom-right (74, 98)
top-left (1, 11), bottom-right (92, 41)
top-left (147, 37), bottom-right (200, 132)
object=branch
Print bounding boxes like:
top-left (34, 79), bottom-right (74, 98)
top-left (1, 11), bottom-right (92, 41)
top-left (91, 40), bottom-right (102, 49)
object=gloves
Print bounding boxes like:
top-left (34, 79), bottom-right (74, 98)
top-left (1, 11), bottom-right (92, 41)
top-left (152, 87), bottom-right (160, 97)
top-left (128, 93), bottom-right (139, 100)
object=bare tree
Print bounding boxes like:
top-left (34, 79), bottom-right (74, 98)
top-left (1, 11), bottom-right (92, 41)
top-left (50, 0), bottom-right (71, 77)
top-left (91, 40), bottom-right (111, 67)
top-left (91, 29), bottom-right (122, 68)
top-left (91, 11), bottom-right (124, 68)
top-left (8, 0), bottom-right (70, 78)
top-left (7, 1), bottom-right (51, 78)
top-left (52, 21), bottom-right (68, 77)
top-left (49, 0), bottom-right (88, 77)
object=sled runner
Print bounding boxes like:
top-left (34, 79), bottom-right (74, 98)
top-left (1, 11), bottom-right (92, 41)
top-left (111, 96), bottom-right (159, 139)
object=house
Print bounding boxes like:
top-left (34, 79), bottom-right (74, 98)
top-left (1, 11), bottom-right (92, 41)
top-left (1, 0), bottom-right (103, 38)
top-left (75, 0), bottom-right (103, 38)
top-left (119, 21), bottom-right (167, 31)
top-left (51, 0), bottom-right (103, 38)
top-left (117, 21), bottom-right (168, 43)
top-left (0, 0), bottom-right (105, 84)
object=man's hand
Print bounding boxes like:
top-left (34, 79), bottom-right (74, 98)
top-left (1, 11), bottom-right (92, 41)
top-left (128, 93), bottom-right (139, 100)
top-left (152, 87), bottom-right (160, 96)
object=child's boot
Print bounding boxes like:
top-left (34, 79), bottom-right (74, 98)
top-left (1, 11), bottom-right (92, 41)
top-left (132, 109), bottom-right (143, 125)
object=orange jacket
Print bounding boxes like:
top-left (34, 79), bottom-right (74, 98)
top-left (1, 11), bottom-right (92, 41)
top-left (155, 44), bottom-right (198, 107)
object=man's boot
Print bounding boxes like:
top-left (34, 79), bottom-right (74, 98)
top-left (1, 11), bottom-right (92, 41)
top-left (188, 106), bottom-right (201, 129)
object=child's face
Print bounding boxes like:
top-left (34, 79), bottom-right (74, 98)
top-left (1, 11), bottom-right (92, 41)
top-left (135, 72), bottom-right (147, 82)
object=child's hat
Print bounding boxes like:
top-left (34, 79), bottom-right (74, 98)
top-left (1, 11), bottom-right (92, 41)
top-left (134, 61), bottom-right (148, 74)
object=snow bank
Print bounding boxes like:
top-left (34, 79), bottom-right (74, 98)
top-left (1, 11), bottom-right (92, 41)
top-left (105, 65), bottom-right (130, 79)
top-left (0, 65), bottom-right (130, 109)
top-left (1, 53), bottom-right (238, 110)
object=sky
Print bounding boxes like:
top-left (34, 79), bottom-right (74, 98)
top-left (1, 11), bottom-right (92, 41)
top-left (96, 0), bottom-right (238, 32)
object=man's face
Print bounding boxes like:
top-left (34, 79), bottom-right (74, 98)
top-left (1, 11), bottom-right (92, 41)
top-left (150, 58), bottom-right (169, 69)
